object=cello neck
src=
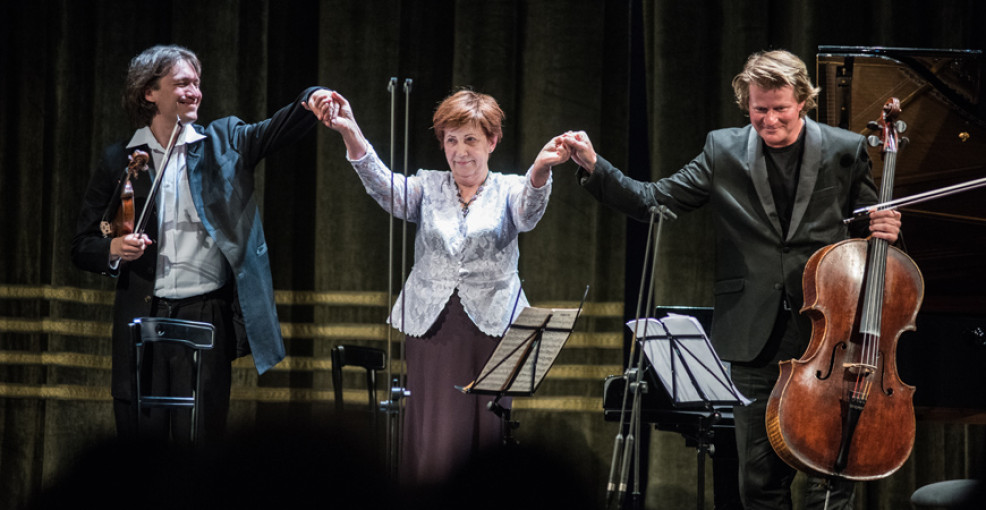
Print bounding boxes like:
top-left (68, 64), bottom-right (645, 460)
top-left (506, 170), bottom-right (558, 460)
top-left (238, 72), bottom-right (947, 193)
top-left (859, 98), bottom-right (902, 338)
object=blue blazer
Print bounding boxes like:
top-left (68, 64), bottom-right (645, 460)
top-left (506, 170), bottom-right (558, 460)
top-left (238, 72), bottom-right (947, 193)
top-left (72, 87), bottom-right (322, 399)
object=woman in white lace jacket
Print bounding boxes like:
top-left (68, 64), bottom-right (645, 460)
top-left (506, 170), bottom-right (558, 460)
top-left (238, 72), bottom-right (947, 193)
top-left (309, 89), bottom-right (569, 485)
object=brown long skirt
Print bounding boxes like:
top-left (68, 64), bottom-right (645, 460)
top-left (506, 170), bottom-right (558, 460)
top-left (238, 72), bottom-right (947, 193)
top-left (400, 291), bottom-right (508, 486)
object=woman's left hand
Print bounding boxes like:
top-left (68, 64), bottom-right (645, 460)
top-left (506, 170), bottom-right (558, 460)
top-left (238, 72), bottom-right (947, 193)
top-left (530, 135), bottom-right (571, 188)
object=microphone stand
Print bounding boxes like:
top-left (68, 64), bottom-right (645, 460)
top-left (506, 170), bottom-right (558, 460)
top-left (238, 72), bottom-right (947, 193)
top-left (380, 78), bottom-right (415, 483)
top-left (394, 77), bottom-right (413, 471)
top-left (606, 205), bottom-right (676, 509)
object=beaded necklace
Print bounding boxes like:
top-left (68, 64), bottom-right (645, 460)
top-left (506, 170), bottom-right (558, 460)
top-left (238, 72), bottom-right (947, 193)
top-left (455, 173), bottom-right (488, 216)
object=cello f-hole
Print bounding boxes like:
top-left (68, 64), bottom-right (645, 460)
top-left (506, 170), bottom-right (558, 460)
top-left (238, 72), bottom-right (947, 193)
top-left (878, 351), bottom-right (894, 396)
top-left (816, 342), bottom-right (846, 380)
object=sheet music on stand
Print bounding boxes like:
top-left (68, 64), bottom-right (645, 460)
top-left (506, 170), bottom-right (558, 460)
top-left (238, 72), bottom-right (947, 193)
top-left (627, 313), bottom-right (751, 407)
top-left (462, 306), bottom-right (581, 396)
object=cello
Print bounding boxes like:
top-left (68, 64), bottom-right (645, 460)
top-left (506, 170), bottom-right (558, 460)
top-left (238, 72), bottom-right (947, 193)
top-left (766, 98), bottom-right (924, 481)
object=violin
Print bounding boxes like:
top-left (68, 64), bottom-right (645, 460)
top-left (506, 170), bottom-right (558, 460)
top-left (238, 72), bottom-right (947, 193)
top-left (101, 149), bottom-right (149, 237)
top-left (765, 98), bottom-right (924, 480)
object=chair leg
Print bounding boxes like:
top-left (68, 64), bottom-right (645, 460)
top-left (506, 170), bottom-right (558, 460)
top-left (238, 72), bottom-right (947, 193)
top-left (135, 344), bottom-right (144, 435)
top-left (331, 348), bottom-right (344, 412)
top-left (366, 370), bottom-right (377, 410)
top-left (191, 351), bottom-right (200, 444)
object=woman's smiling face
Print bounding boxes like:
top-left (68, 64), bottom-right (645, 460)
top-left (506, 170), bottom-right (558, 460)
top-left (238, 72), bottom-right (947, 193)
top-left (443, 121), bottom-right (497, 188)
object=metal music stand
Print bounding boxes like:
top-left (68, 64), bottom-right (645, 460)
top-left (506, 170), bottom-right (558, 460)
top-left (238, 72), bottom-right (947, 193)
top-left (627, 313), bottom-right (751, 510)
top-left (460, 293), bottom-right (586, 445)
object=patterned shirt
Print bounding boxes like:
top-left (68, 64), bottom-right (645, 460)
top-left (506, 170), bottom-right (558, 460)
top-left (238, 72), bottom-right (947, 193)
top-left (349, 144), bottom-right (552, 336)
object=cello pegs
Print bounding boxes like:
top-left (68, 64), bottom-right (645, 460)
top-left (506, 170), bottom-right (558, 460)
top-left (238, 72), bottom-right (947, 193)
top-left (867, 121), bottom-right (881, 131)
top-left (895, 120), bottom-right (907, 133)
top-left (867, 135), bottom-right (882, 147)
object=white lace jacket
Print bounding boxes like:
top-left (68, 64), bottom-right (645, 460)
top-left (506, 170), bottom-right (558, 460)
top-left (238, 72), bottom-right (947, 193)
top-left (349, 144), bottom-right (552, 337)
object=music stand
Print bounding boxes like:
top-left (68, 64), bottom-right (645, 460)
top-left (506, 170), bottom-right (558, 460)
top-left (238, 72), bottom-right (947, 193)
top-left (461, 294), bottom-right (586, 445)
top-left (627, 313), bottom-right (750, 510)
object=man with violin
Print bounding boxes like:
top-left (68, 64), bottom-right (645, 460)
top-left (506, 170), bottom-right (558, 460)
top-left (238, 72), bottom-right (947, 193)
top-left (71, 45), bottom-right (333, 443)
top-left (558, 50), bottom-right (901, 509)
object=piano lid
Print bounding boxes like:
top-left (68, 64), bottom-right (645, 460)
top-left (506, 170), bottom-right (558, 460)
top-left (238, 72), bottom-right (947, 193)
top-left (816, 46), bottom-right (986, 314)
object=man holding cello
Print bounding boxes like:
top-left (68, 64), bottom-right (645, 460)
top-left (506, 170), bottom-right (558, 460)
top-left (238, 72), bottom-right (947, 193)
top-left (558, 50), bottom-right (901, 509)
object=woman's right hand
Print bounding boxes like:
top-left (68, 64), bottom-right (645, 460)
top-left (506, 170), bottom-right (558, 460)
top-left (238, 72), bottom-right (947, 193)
top-left (324, 91), bottom-right (359, 134)
top-left (308, 90), bottom-right (368, 159)
top-left (304, 89), bottom-right (335, 127)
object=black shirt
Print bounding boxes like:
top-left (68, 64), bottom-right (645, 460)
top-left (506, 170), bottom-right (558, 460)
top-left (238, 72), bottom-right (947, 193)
top-left (764, 125), bottom-right (807, 236)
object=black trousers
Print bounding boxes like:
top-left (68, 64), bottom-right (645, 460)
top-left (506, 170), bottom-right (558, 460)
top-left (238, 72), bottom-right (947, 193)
top-left (729, 301), bottom-right (855, 510)
top-left (115, 286), bottom-right (237, 444)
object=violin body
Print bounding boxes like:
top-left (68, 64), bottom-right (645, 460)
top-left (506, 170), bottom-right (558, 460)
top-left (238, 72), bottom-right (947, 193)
top-left (766, 238), bottom-right (923, 480)
top-left (110, 179), bottom-right (135, 236)
top-left (101, 149), bottom-right (148, 238)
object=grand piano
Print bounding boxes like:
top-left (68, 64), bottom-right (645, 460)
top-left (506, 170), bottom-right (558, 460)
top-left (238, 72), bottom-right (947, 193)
top-left (603, 46), bottom-right (986, 508)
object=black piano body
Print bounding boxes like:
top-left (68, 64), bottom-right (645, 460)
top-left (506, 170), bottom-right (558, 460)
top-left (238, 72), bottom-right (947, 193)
top-left (602, 307), bottom-right (742, 509)
top-left (602, 374), bottom-right (741, 509)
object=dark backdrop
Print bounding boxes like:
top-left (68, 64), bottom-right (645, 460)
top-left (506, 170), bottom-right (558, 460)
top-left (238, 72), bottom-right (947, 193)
top-left (1, 1), bottom-right (983, 508)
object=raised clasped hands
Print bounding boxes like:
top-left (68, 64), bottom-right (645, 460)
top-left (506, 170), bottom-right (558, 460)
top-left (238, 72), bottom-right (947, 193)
top-left (303, 89), bottom-right (355, 131)
top-left (531, 135), bottom-right (573, 188)
top-left (559, 130), bottom-right (597, 173)
top-left (304, 89), bottom-right (367, 159)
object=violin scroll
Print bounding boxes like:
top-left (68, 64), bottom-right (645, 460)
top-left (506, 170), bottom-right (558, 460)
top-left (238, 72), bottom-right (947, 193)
top-left (127, 149), bottom-right (149, 179)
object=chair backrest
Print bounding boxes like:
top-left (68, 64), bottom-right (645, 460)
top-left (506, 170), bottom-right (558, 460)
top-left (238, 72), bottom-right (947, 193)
top-left (129, 317), bottom-right (217, 443)
top-left (331, 345), bottom-right (386, 411)
top-left (131, 317), bottom-right (215, 350)
top-left (333, 345), bottom-right (386, 372)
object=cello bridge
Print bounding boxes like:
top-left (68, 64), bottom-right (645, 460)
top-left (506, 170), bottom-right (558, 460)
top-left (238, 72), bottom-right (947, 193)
top-left (842, 363), bottom-right (876, 376)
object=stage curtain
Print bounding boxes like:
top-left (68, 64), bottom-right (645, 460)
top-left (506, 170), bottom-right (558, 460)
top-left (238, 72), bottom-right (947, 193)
top-left (0, 1), bottom-right (982, 508)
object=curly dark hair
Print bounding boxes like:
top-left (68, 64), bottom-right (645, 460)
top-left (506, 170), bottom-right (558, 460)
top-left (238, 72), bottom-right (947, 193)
top-left (123, 45), bottom-right (201, 128)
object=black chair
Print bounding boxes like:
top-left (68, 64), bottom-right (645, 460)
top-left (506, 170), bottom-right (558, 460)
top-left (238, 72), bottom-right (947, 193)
top-left (331, 345), bottom-right (386, 412)
top-left (912, 479), bottom-right (986, 509)
top-left (130, 317), bottom-right (215, 443)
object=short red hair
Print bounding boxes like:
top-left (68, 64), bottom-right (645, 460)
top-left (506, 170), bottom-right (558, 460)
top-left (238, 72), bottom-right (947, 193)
top-left (432, 90), bottom-right (504, 145)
